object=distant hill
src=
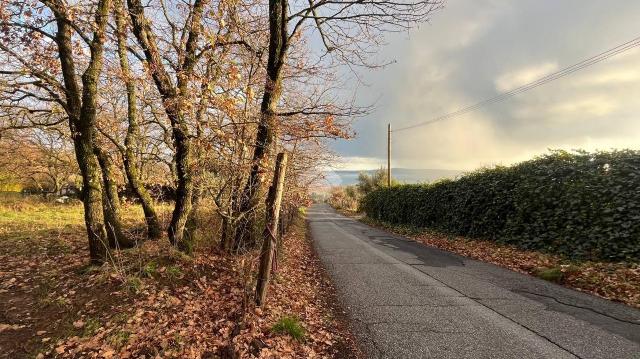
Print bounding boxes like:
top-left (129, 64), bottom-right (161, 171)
top-left (325, 168), bottom-right (463, 186)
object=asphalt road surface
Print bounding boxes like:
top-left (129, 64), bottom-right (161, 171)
top-left (308, 204), bottom-right (640, 359)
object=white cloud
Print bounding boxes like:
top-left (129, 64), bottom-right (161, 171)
top-left (548, 97), bottom-right (618, 117)
top-left (330, 156), bottom-right (385, 171)
top-left (577, 68), bottom-right (640, 86)
top-left (494, 62), bottom-right (559, 92)
top-left (391, 113), bottom-right (517, 170)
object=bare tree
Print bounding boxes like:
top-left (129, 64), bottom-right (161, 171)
top-left (234, 0), bottom-right (443, 249)
top-left (0, 127), bottom-right (78, 194)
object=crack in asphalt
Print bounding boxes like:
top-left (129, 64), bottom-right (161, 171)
top-left (343, 222), bottom-right (585, 358)
top-left (475, 298), bottom-right (584, 359)
top-left (310, 207), bottom-right (640, 358)
top-left (515, 289), bottom-right (640, 326)
top-left (350, 317), bottom-right (388, 358)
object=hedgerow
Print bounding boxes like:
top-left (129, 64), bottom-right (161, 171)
top-left (360, 150), bottom-right (640, 262)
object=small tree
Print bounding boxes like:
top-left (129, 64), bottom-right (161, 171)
top-left (357, 168), bottom-right (397, 196)
top-left (328, 186), bottom-right (346, 209)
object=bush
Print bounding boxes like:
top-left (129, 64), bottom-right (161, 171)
top-left (360, 150), bottom-right (640, 262)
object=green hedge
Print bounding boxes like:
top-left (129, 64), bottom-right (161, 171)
top-left (361, 150), bottom-right (640, 262)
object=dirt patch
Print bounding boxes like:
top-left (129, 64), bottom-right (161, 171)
top-left (0, 203), bottom-right (138, 358)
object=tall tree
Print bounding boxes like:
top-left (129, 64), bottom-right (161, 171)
top-left (126, 0), bottom-right (257, 249)
top-left (113, 0), bottom-right (163, 239)
top-left (234, 0), bottom-right (289, 250)
top-left (54, 0), bottom-right (113, 263)
top-left (1, 0), bottom-right (115, 263)
top-left (126, 0), bottom-right (206, 249)
top-left (234, 0), bottom-right (442, 249)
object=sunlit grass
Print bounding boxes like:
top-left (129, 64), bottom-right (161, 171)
top-left (0, 200), bottom-right (84, 227)
top-left (0, 198), bottom-right (174, 233)
top-left (0, 198), bottom-right (173, 258)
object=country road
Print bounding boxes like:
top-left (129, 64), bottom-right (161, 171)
top-left (307, 204), bottom-right (640, 359)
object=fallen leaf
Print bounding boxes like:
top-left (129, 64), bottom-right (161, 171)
top-left (73, 320), bottom-right (85, 328)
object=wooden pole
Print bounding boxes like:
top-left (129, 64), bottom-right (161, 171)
top-left (255, 152), bottom-right (288, 306)
top-left (387, 123), bottom-right (391, 187)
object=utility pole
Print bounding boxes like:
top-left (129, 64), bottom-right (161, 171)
top-left (387, 123), bottom-right (391, 187)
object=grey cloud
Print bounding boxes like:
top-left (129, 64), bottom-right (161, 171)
top-left (329, 0), bottom-right (640, 170)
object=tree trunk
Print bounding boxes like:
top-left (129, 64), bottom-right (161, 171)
top-left (167, 123), bottom-right (193, 251)
top-left (219, 215), bottom-right (233, 251)
top-left (127, 0), bottom-right (204, 250)
top-left (234, 0), bottom-right (288, 251)
top-left (185, 185), bottom-right (201, 243)
top-left (255, 152), bottom-right (288, 306)
top-left (52, 0), bottom-right (112, 264)
top-left (95, 146), bottom-right (134, 248)
top-left (74, 139), bottom-right (109, 264)
top-left (114, 0), bottom-right (162, 240)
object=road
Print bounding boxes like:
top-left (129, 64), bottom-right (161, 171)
top-left (307, 204), bottom-right (640, 359)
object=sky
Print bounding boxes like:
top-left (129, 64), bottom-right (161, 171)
top-left (329, 0), bottom-right (640, 171)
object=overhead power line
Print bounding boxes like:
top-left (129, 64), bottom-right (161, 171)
top-left (393, 35), bottom-right (640, 132)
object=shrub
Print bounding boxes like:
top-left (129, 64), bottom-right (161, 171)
top-left (360, 150), bottom-right (640, 262)
top-left (142, 260), bottom-right (159, 278)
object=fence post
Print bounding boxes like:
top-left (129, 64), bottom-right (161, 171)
top-left (255, 152), bottom-right (288, 306)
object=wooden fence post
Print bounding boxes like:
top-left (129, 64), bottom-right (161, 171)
top-left (255, 152), bottom-right (288, 306)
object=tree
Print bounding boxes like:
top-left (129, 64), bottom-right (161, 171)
top-left (125, 0), bottom-right (257, 250)
top-left (0, 128), bottom-right (78, 194)
top-left (113, 0), bottom-right (162, 239)
top-left (234, 0), bottom-right (443, 249)
top-left (1, 0), bottom-right (115, 263)
top-left (357, 168), bottom-right (398, 196)
top-left (124, 0), bottom-right (201, 249)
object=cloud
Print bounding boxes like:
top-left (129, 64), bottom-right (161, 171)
top-left (391, 112), bottom-right (535, 170)
top-left (329, 156), bottom-right (385, 171)
top-left (494, 62), bottom-right (559, 92)
top-left (329, 0), bottom-right (640, 172)
top-left (548, 97), bottom-right (618, 117)
top-left (577, 68), bottom-right (640, 86)
top-left (511, 94), bottom-right (619, 121)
